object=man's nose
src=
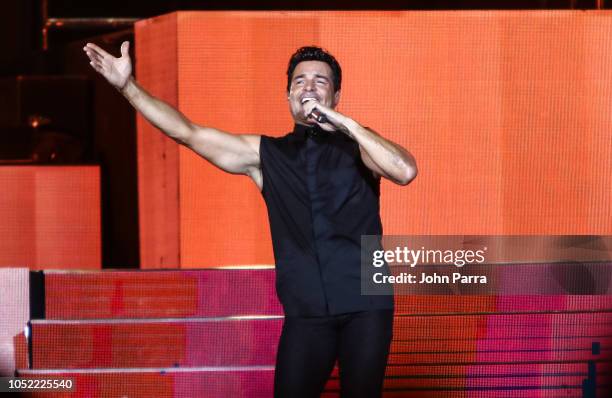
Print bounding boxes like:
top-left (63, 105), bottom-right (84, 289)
top-left (304, 80), bottom-right (315, 91)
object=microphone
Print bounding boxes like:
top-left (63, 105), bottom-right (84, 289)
top-left (309, 109), bottom-right (328, 124)
top-left (302, 98), bottom-right (328, 123)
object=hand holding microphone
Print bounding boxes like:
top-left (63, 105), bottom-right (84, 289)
top-left (309, 109), bottom-right (328, 124)
top-left (302, 98), bottom-right (328, 124)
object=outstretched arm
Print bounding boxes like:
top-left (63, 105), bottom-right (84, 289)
top-left (83, 41), bottom-right (260, 177)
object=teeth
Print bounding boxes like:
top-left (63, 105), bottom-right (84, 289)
top-left (301, 97), bottom-right (318, 104)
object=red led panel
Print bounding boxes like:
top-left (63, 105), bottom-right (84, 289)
top-left (0, 166), bottom-right (101, 269)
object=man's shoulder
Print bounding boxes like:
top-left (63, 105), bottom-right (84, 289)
top-left (261, 130), bottom-right (294, 139)
top-left (260, 131), bottom-right (296, 145)
top-left (259, 131), bottom-right (302, 162)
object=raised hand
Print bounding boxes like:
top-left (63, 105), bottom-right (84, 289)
top-left (302, 99), bottom-right (346, 132)
top-left (83, 41), bottom-right (132, 90)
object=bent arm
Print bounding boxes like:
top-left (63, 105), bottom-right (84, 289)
top-left (342, 119), bottom-right (417, 186)
top-left (302, 101), bottom-right (417, 186)
top-left (353, 123), bottom-right (417, 186)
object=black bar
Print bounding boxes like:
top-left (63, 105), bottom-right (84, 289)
top-left (28, 271), bottom-right (45, 320)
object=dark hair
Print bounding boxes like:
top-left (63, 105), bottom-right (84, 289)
top-left (286, 46), bottom-right (342, 93)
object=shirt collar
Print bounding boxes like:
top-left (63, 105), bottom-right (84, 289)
top-left (292, 123), bottom-right (332, 140)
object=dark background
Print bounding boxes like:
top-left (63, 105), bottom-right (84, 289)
top-left (1, 0), bottom-right (606, 268)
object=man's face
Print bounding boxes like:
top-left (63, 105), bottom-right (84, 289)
top-left (288, 60), bottom-right (340, 125)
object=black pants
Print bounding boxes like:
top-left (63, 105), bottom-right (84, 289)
top-left (274, 309), bottom-right (394, 398)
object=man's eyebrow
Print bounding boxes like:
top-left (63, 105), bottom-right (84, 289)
top-left (292, 74), bottom-right (330, 81)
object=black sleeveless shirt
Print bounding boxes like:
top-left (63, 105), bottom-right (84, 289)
top-left (260, 124), bottom-right (394, 316)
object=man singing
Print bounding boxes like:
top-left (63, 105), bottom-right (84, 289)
top-left (84, 42), bottom-right (417, 398)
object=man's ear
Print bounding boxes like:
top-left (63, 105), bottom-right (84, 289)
top-left (333, 90), bottom-right (341, 106)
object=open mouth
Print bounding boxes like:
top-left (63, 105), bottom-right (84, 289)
top-left (300, 97), bottom-right (319, 104)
